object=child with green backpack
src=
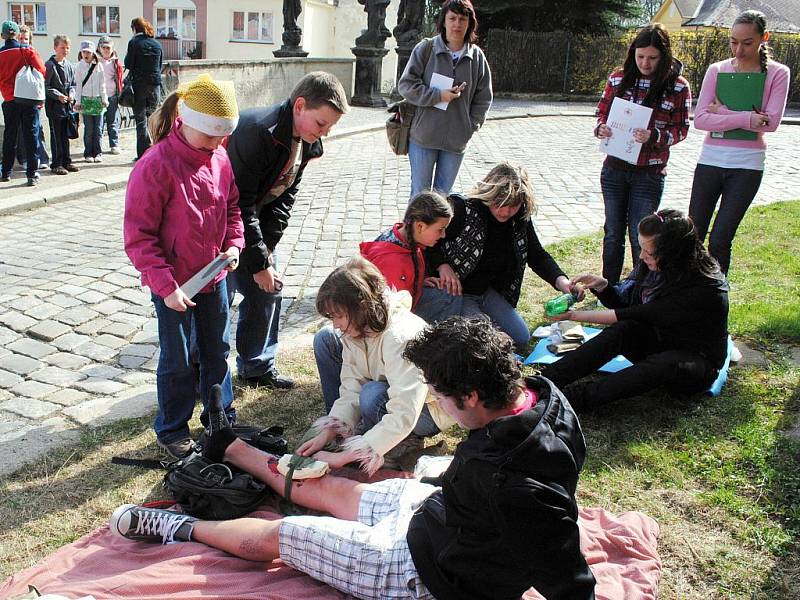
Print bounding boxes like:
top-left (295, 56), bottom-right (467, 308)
top-left (74, 39), bottom-right (108, 162)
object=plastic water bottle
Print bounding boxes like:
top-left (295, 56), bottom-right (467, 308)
top-left (544, 292), bottom-right (577, 317)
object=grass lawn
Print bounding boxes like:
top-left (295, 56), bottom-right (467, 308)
top-left (1, 202), bottom-right (799, 598)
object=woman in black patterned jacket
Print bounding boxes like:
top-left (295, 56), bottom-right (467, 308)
top-left (417, 162), bottom-right (582, 347)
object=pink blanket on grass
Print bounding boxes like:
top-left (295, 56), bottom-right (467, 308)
top-left (1, 505), bottom-right (661, 600)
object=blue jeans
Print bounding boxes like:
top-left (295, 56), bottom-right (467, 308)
top-left (152, 279), bottom-right (235, 444)
top-left (600, 164), bottom-right (665, 284)
top-left (416, 286), bottom-right (530, 346)
top-left (408, 140), bottom-right (465, 199)
top-left (461, 287), bottom-right (530, 347)
top-left (414, 286), bottom-right (464, 323)
top-left (103, 93), bottom-right (120, 149)
top-left (313, 326), bottom-right (440, 436)
top-left (229, 256), bottom-right (281, 379)
top-left (82, 113), bottom-right (103, 158)
top-left (2, 100), bottom-right (39, 178)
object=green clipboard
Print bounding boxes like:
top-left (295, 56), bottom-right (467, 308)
top-left (715, 72), bottom-right (766, 141)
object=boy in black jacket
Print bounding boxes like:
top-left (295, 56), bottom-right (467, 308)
top-left (226, 72), bottom-right (348, 389)
top-left (110, 317), bottom-right (596, 600)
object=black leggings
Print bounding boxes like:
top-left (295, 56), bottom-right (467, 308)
top-left (688, 163), bottom-right (763, 274)
top-left (541, 320), bottom-right (718, 407)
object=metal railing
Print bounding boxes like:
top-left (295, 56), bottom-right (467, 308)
top-left (157, 38), bottom-right (203, 60)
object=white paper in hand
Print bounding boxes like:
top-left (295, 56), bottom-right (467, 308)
top-left (430, 72), bottom-right (455, 110)
top-left (180, 254), bottom-right (235, 300)
top-left (599, 97), bottom-right (653, 165)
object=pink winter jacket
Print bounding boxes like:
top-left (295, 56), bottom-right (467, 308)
top-left (694, 58), bottom-right (790, 150)
top-left (124, 119), bottom-right (244, 298)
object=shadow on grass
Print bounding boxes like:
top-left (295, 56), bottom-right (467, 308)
top-left (0, 379), bottom-right (327, 540)
top-left (575, 375), bottom-right (757, 478)
top-left (760, 380), bottom-right (800, 599)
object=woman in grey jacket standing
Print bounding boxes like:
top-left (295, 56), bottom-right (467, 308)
top-left (398, 0), bottom-right (492, 198)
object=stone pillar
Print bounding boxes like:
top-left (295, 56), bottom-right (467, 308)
top-left (350, 0), bottom-right (392, 107)
top-left (351, 46), bottom-right (391, 107)
top-left (274, 0), bottom-right (309, 58)
top-left (390, 0), bottom-right (424, 101)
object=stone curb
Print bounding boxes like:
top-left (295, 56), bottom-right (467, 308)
top-left (0, 173), bottom-right (130, 216)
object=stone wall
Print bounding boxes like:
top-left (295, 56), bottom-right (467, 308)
top-left (161, 57), bottom-right (355, 109)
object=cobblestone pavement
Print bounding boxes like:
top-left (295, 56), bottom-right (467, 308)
top-left (0, 112), bottom-right (798, 475)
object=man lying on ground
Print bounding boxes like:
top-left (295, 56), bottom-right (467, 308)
top-left (110, 316), bottom-right (596, 600)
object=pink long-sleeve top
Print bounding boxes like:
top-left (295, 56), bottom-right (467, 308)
top-left (694, 58), bottom-right (790, 152)
top-left (124, 118), bottom-right (244, 298)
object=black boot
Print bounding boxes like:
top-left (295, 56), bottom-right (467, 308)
top-left (202, 385), bottom-right (237, 462)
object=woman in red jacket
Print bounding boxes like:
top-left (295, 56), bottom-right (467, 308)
top-left (360, 191), bottom-right (452, 309)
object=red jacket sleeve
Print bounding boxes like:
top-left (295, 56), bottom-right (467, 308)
top-left (27, 47), bottom-right (45, 75)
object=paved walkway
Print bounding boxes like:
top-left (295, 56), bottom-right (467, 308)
top-left (0, 100), bottom-right (798, 475)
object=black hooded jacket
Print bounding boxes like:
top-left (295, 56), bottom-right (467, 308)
top-left (407, 376), bottom-right (596, 600)
top-left (595, 266), bottom-right (729, 369)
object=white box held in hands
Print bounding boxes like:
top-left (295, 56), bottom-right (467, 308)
top-left (599, 97), bottom-right (653, 165)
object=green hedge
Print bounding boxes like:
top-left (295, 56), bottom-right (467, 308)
top-left (486, 28), bottom-right (800, 101)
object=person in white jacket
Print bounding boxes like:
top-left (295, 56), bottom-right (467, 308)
top-left (305, 256), bottom-right (454, 474)
top-left (74, 40), bottom-right (108, 162)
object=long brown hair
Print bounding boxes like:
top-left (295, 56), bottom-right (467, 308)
top-left (617, 23), bottom-right (677, 108)
top-left (148, 92), bottom-right (180, 144)
top-left (131, 17), bottom-right (154, 37)
top-left (316, 257), bottom-right (390, 335)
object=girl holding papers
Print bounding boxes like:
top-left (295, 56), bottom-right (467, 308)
top-left (397, 0), bottom-right (492, 199)
top-left (123, 75), bottom-right (244, 459)
top-left (594, 24), bottom-right (691, 284)
top-left (689, 10), bottom-right (790, 275)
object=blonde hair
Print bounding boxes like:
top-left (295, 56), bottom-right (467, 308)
top-left (53, 34), bottom-right (70, 48)
top-left (468, 162), bottom-right (536, 219)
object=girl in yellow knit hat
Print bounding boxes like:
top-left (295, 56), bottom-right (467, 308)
top-left (123, 74), bottom-right (245, 459)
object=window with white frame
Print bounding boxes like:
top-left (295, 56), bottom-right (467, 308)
top-left (156, 7), bottom-right (196, 39)
top-left (8, 2), bottom-right (46, 34)
top-left (232, 11), bottom-right (273, 43)
top-left (81, 5), bottom-right (120, 35)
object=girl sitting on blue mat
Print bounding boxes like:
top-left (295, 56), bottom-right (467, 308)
top-left (541, 209), bottom-right (729, 411)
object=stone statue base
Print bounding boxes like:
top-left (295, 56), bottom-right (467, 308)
top-left (273, 46), bottom-right (309, 58)
top-left (390, 44), bottom-right (415, 101)
top-left (274, 26), bottom-right (308, 58)
top-left (350, 46), bottom-right (390, 107)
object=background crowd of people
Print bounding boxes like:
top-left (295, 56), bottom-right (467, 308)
top-left (0, 16), bottom-right (163, 186)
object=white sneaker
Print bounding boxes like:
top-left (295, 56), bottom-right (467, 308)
top-left (110, 504), bottom-right (196, 544)
top-left (94, 156), bottom-right (102, 163)
top-left (110, 147), bottom-right (121, 155)
top-left (731, 345), bottom-right (743, 363)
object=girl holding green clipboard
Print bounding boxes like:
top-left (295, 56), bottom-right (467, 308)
top-left (689, 10), bottom-right (790, 275)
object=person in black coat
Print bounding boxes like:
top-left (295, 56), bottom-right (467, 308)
top-left (224, 72), bottom-right (348, 389)
top-left (542, 208), bottom-right (729, 410)
top-left (417, 162), bottom-right (583, 347)
top-left (44, 35), bottom-right (78, 175)
top-left (124, 17), bottom-right (162, 158)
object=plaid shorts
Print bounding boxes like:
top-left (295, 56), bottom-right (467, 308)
top-left (278, 478), bottom-right (437, 600)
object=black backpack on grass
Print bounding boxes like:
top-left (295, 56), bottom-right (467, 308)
top-left (112, 425), bottom-right (288, 520)
top-left (162, 455), bottom-right (271, 520)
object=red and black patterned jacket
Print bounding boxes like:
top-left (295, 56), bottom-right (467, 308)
top-left (595, 61), bottom-right (691, 173)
